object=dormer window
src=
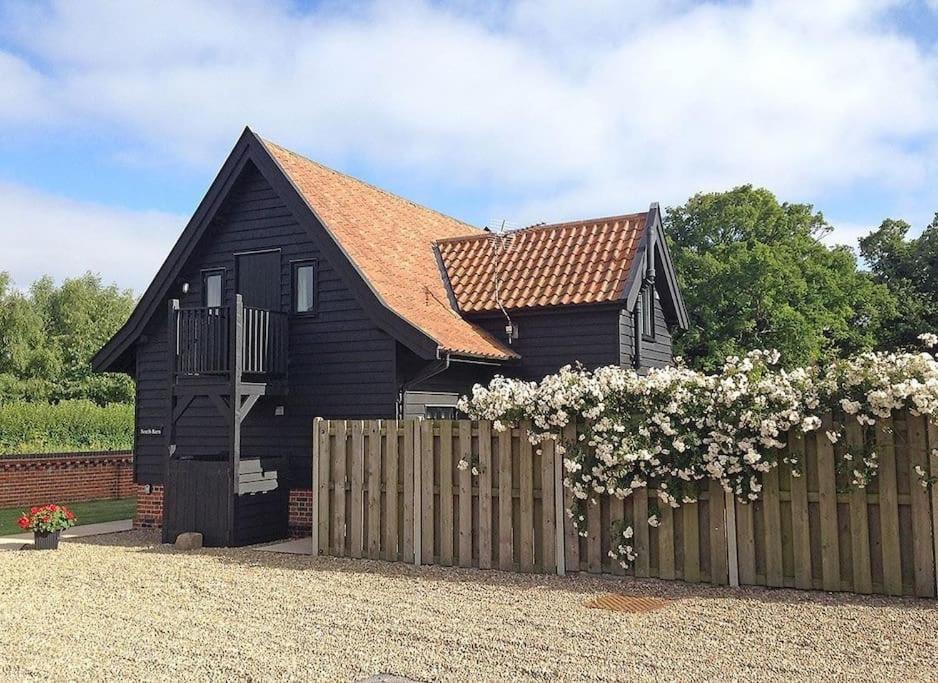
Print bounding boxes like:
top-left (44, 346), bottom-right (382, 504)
top-left (642, 286), bottom-right (655, 340)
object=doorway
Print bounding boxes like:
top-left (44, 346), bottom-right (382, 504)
top-left (236, 250), bottom-right (281, 310)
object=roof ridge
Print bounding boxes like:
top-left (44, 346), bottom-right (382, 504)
top-left (435, 212), bottom-right (648, 246)
top-left (261, 137), bottom-right (483, 236)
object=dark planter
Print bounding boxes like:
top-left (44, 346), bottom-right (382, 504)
top-left (34, 530), bottom-right (61, 550)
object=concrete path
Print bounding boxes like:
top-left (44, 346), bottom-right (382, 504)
top-left (255, 536), bottom-right (313, 555)
top-left (0, 519), bottom-right (133, 550)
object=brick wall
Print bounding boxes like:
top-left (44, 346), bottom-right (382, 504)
top-left (134, 485), bottom-right (164, 529)
top-left (289, 488), bottom-right (313, 538)
top-left (0, 451), bottom-right (134, 509)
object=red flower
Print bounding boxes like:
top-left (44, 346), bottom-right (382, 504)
top-left (17, 516), bottom-right (30, 529)
top-left (65, 511), bottom-right (75, 520)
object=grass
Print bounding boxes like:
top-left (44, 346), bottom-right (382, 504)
top-left (0, 497), bottom-right (136, 535)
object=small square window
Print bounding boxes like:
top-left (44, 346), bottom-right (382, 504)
top-left (203, 270), bottom-right (224, 308)
top-left (293, 261), bottom-right (318, 314)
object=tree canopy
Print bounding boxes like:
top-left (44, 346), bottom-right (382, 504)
top-left (664, 185), bottom-right (897, 370)
top-left (859, 215), bottom-right (938, 351)
top-left (0, 272), bottom-right (135, 404)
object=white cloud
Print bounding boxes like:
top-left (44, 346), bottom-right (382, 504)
top-left (0, 0), bottom-right (935, 241)
top-left (0, 183), bottom-right (184, 293)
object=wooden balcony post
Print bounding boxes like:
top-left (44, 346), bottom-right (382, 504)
top-left (166, 299), bottom-right (180, 460)
top-left (229, 294), bottom-right (244, 498)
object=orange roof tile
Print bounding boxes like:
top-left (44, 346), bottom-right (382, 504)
top-left (436, 214), bottom-right (647, 313)
top-left (262, 139), bottom-right (518, 360)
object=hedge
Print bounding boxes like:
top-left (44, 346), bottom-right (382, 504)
top-left (0, 400), bottom-right (134, 455)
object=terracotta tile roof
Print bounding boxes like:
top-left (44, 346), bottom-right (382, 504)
top-left (436, 214), bottom-right (648, 313)
top-left (262, 139), bottom-right (518, 360)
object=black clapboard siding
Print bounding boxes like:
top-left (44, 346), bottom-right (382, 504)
top-left (472, 307), bottom-right (621, 381)
top-left (619, 289), bottom-right (674, 370)
top-left (132, 162), bottom-right (398, 487)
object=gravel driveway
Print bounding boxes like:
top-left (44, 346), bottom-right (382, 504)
top-left (0, 531), bottom-right (935, 681)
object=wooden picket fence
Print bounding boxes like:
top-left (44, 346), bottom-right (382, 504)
top-left (311, 413), bottom-right (938, 598)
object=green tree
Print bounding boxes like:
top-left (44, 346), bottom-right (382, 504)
top-left (0, 272), bottom-right (136, 404)
top-left (859, 215), bottom-right (938, 349)
top-left (665, 185), bottom-right (896, 370)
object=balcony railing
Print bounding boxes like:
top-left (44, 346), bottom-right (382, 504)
top-left (170, 295), bottom-right (288, 381)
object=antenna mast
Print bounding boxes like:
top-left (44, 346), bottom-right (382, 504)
top-left (490, 220), bottom-right (517, 344)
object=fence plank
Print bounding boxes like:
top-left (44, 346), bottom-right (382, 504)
top-left (332, 420), bottom-right (347, 557)
top-left (440, 420), bottom-right (454, 567)
top-left (420, 420), bottom-right (434, 565)
top-left (367, 421), bottom-right (382, 560)
top-left (519, 422), bottom-right (535, 572)
top-left (385, 421), bottom-right (399, 562)
top-left (587, 497), bottom-right (602, 574)
top-left (633, 488), bottom-right (650, 578)
top-left (478, 421), bottom-right (493, 570)
top-left (735, 500), bottom-right (756, 585)
top-left (658, 503), bottom-right (675, 580)
top-left (845, 418), bottom-right (872, 594)
top-left (458, 421), bottom-right (472, 568)
top-left (315, 419), bottom-right (329, 556)
top-left (683, 498), bottom-right (700, 583)
top-left (908, 414), bottom-right (936, 597)
top-left (349, 421), bottom-right (365, 559)
top-left (788, 431), bottom-right (812, 590)
top-left (562, 423), bottom-right (580, 572)
top-left (708, 480), bottom-right (728, 585)
top-left (541, 438), bottom-right (557, 573)
top-left (609, 495), bottom-right (625, 576)
top-left (762, 466), bottom-right (784, 588)
top-left (402, 420), bottom-right (414, 563)
top-left (817, 416), bottom-right (841, 591)
top-left (498, 428), bottom-right (513, 571)
top-left (877, 417), bottom-right (901, 596)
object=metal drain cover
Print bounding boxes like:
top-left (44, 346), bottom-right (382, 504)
top-left (584, 593), bottom-right (670, 613)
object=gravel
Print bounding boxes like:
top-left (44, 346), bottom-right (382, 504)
top-left (0, 531), bottom-right (936, 681)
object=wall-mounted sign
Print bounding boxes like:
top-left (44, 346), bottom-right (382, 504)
top-left (139, 427), bottom-right (163, 436)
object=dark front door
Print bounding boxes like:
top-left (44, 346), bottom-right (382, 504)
top-left (236, 250), bottom-right (281, 310)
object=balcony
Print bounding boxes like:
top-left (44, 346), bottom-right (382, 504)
top-left (169, 295), bottom-right (288, 396)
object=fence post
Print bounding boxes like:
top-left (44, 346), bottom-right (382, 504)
top-left (413, 420), bottom-right (422, 567)
top-left (724, 490), bottom-right (739, 587)
top-left (311, 417), bottom-right (321, 556)
top-left (929, 419), bottom-right (938, 598)
top-left (554, 434), bottom-right (566, 576)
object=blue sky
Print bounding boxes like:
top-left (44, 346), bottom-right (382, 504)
top-left (0, 0), bottom-right (936, 293)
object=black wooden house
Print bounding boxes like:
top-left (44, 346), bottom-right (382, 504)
top-left (93, 128), bottom-right (687, 546)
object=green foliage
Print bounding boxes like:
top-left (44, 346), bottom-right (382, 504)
top-left (0, 400), bottom-right (134, 454)
top-left (0, 272), bottom-right (135, 404)
top-left (665, 185), bottom-right (897, 370)
top-left (860, 215), bottom-right (938, 350)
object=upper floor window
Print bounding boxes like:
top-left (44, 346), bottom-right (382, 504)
top-left (293, 260), bottom-right (318, 314)
top-left (202, 269), bottom-right (224, 308)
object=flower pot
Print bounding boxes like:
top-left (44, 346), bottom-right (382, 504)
top-left (34, 530), bottom-right (60, 551)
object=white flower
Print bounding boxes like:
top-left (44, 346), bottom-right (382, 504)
top-left (647, 515), bottom-right (660, 528)
top-left (918, 332), bottom-right (938, 348)
top-left (457, 459), bottom-right (469, 471)
top-left (825, 430), bottom-right (840, 444)
top-left (801, 416), bottom-right (821, 432)
top-left (622, 526), bottom-right (634, 539)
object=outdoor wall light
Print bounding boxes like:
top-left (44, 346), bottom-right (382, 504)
top-left (181, 282), bottom-right (190, 294)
